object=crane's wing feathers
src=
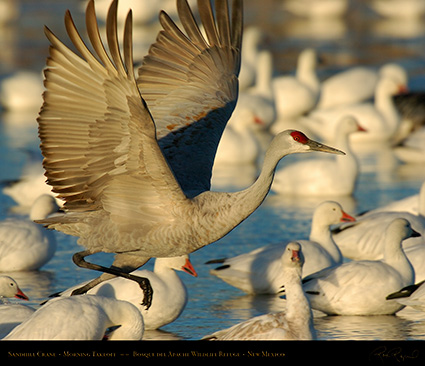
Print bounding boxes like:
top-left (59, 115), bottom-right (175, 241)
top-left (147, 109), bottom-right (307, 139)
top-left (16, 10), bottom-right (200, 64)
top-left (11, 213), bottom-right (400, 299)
top-left (38, 0), bottom-right (186, 222)
top-left (138, 0), bottom-right (243, 196)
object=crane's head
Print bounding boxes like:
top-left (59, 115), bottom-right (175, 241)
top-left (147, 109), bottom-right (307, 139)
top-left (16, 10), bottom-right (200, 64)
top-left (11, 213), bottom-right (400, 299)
top-left (275, 130), bottom-right (345, 156)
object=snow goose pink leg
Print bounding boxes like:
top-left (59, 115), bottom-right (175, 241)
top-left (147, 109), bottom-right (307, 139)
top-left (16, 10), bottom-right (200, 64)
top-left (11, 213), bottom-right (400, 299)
top-left (35, 0), bottom-right (343, 310)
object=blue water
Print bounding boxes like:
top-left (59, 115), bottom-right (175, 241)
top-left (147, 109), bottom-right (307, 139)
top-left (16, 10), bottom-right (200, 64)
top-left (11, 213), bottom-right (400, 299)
top-left (1, 0), bottom-right (425, 343)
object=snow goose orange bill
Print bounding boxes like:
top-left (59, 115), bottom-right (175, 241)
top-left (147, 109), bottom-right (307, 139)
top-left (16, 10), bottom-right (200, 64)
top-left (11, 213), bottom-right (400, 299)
top-left (206, 201), bottom-right (354, 294)
top-left (202, 242), bottom-right (316, 340)
top-left (35, 0), bottom-right (343, 310)
top-left (3, 295), bottom-right (144, 340)
top-left (301, 218), bottom-right (420, 315)
top-left (0, 276), bottom-right (29, 301)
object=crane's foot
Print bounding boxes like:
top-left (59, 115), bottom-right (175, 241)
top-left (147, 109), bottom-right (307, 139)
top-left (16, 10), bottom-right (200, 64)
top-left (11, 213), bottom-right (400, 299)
top-left (71, 284), bottom-right (91, 296)
top-left (137, 277), bottom-right (153, 310)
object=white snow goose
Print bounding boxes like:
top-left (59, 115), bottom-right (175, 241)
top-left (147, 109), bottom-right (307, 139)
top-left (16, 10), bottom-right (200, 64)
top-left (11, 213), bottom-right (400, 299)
top-left (0, 276), bottom-right (34, 338)
top-left (272, 48), bottom-right (320, 121)
top-left (3, 295), bottom-right (144, 340)
top-left (202, 242), bottom-right (316, 340)
top-left (307, 76), bottom-right (403, 144)
top-left (316, 63), bottom-right (407, 110)
top-left (303, 218), bottom-right (419, 315)
top-left (57, 255), bottom-right (197, 330)
top-left (207, 201), bottom-right (355, 294)
top-left (332, 181), bottom-right (425, 260)
top-left (0, 194), bottom-right (59, 272)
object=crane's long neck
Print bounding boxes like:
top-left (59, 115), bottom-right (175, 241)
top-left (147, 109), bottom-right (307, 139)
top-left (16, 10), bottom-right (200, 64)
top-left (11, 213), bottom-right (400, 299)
top-left (234, 140), bottom-right (284, 212)
top-left (198, 141), bottom-right (286, 244)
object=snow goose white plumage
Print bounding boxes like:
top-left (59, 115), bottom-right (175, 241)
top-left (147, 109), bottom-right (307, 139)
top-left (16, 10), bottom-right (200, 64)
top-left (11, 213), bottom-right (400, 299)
top-left (0, 276), bottom-right (34, 338)
top-left (272, 48), bottom-right (320, 122)
top-left (203, 242), bottom-right (316, 340)
top-left (0, 194), bottom-right (59, 272)
top-left (386, 280), bottom-right (425, 312)
top-left (308, 77), bottom-right (402, 144)
top-left (333, 181), bottom-right (425, 260)
top-left (303, 218), bottom-right (419, 315)
top-left (207, 201), bottom-right (355, 294)
top-left (316, 63), bottom-right (407, 110)
top-left (58, 255), bottom-right (197, 330)
top-left (3, 295), bottom-right (144, 340)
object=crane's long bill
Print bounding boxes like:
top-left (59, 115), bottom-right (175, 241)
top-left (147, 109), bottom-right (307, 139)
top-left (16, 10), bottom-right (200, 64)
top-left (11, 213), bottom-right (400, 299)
top-left (308, 139), bottom-right (345, 155)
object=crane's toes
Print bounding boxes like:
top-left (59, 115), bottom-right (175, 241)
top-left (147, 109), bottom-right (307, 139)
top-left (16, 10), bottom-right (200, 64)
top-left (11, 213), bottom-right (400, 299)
top-left (71, 288), bottom-right (85, 296)
top-left (138, 277), bottom-right (153, 310)
top-left (71, 284), bottom-right (90, 296)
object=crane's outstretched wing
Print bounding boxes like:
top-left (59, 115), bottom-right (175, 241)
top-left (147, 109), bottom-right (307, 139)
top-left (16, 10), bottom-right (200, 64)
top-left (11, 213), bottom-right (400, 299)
top-left (137, 0), bottom-right (243, 197)
top-left (38, 0), bottom-right (188, 227)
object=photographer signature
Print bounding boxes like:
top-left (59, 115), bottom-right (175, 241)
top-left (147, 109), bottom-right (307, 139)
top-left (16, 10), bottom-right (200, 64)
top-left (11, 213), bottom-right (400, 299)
top-left (370, 346), bottom-right (420, 363)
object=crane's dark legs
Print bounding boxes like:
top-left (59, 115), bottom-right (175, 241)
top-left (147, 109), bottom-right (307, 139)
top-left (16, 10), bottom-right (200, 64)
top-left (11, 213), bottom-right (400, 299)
top-left (71, 250), bottom-right (153, 309)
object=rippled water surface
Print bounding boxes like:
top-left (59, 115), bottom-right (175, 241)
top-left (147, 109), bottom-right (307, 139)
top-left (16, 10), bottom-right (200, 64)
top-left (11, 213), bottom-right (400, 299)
top-left (1, 0), bottom-right (425, 349)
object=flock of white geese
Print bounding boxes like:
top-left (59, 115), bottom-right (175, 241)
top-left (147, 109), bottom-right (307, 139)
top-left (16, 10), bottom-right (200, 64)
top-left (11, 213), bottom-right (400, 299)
top-left (1, 0), bottom-right (425, 341)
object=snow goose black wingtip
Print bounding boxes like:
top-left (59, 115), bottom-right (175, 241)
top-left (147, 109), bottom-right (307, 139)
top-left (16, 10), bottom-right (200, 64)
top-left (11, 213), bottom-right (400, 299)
top-left (386, 280), bottom-right (425, 300)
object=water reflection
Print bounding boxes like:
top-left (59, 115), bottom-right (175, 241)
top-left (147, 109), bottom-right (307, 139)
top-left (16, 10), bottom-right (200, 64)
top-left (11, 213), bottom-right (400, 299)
top-left (315, 313), bottom-right (418, 340)
top-left (371, 18), bottom-right (425, 39)
top-left (279, 18), bottom-right (348, 40)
